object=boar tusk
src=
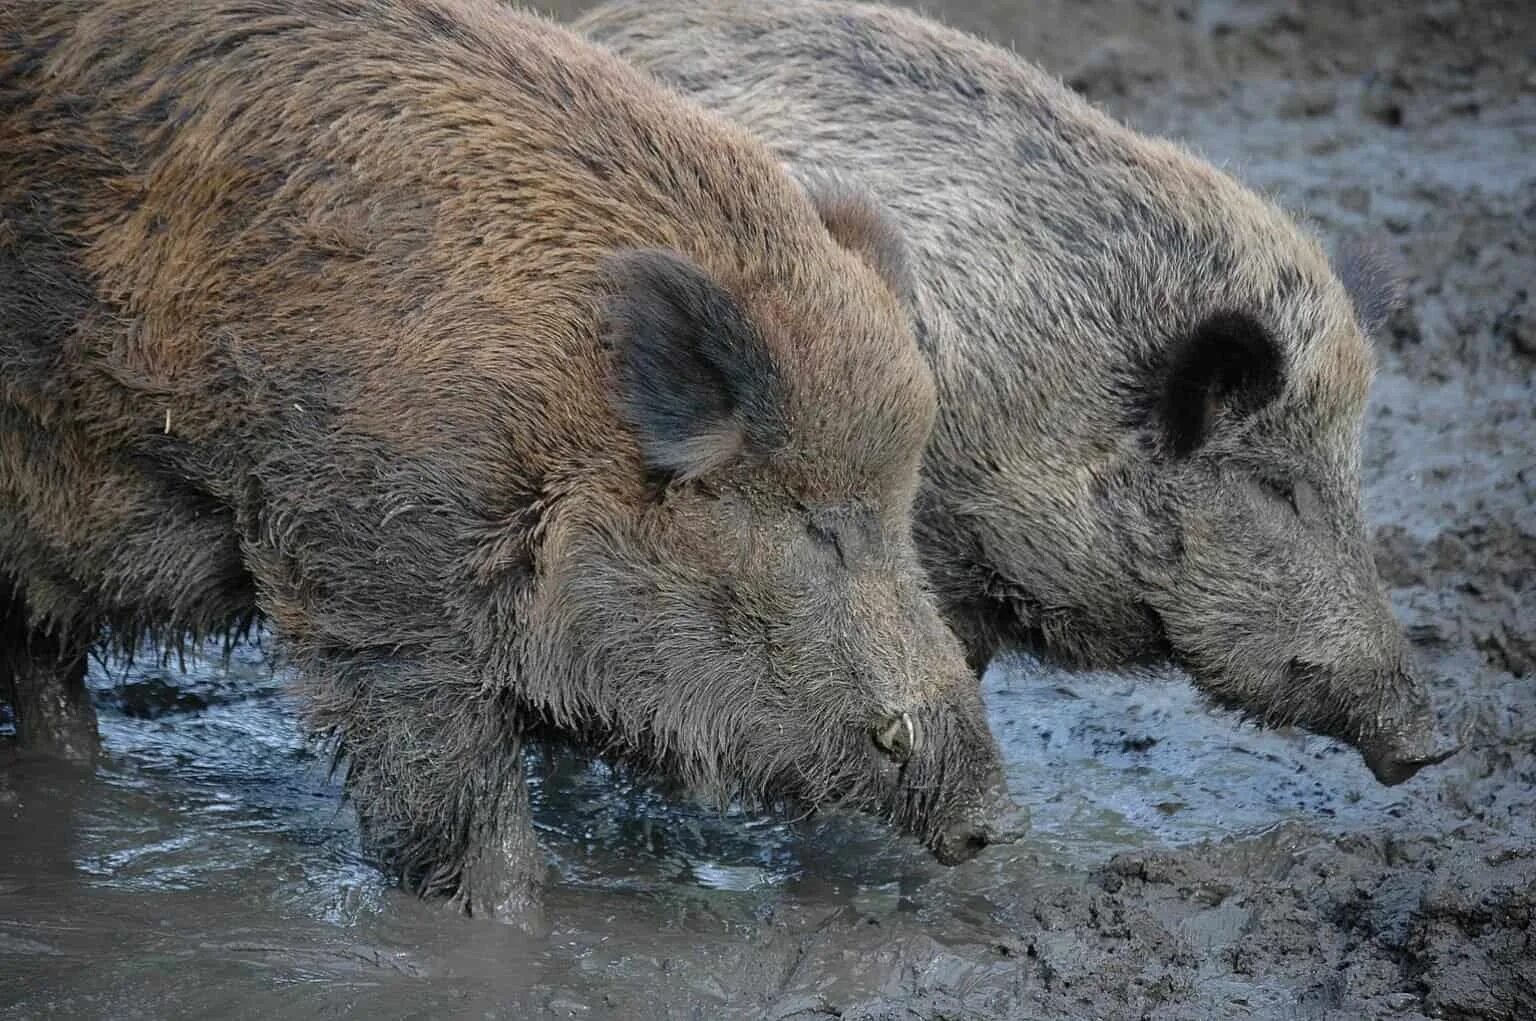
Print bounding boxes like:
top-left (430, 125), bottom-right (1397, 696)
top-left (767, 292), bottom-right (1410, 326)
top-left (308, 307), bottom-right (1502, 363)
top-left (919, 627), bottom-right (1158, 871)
top-left (874, 712), bottom-right (918, 760)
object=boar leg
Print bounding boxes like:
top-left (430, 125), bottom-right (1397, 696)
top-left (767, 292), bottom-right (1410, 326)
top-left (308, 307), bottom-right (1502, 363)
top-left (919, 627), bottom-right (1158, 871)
top-left (324, 672), bottom-right (543, 924)
top-left (450, 743), bottom-right (544, 928)
top-left (0, 582), bottom-right (98, 765)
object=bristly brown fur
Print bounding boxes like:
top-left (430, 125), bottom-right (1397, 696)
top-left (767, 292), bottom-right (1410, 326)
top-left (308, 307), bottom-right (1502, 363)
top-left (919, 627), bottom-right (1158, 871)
top-left (0, 0), bottom-right (1008, 918)
top-left (581, 0), bottom-right (1448, 784)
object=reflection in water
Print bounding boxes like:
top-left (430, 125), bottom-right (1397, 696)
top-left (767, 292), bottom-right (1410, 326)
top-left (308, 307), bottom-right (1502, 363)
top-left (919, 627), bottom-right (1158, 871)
top-left (1, 638), bottom-right (1416, 1016)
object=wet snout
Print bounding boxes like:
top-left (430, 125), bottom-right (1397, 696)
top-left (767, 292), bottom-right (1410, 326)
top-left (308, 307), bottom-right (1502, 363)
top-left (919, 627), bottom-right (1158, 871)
top-left (932, 784), bottom-right (1029, 865)
top-left (1352, 668), bottom-right (1459, 786)
top-left (1361, 729), bottom-right (1459, 786)
top-left (1288, 651), bottom-right (1458, 786)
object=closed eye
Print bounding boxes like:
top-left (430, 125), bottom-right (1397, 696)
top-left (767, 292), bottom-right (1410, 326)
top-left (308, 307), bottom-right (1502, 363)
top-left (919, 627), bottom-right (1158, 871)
top-left (804, 515), bottom-right (847, 567)
top-left (1258, 476), bottom-right (1300, 516)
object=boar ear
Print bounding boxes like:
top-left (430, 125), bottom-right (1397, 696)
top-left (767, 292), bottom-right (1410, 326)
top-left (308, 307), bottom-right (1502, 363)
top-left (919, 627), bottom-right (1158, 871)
top-left (1333, 234), bottom-right (1405, 336)
top-left (799, 169), bottom-right (916, 304)
top-left (1156, 311), bottom-right (1285, 457)
top-left (603, 248), bottom-right (787, 480)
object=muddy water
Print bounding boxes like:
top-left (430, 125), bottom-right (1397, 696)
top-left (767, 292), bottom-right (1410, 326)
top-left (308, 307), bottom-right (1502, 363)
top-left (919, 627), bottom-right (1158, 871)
top-left (0, 642), bottom-right (1450, 1019)
top-left (4, 1), bottom-right (1535, 1018)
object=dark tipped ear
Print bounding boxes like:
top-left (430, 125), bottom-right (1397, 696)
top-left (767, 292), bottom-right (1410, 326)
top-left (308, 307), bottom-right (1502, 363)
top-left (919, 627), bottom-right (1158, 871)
top-left (1333, 234), bottom-right (1405, 336)
top-left (602, 249), bottom-right (787, 480)
top-left (798, 169), bottom-right (916, 304)
top-left (1157, 311), bottom-right (1285, 457)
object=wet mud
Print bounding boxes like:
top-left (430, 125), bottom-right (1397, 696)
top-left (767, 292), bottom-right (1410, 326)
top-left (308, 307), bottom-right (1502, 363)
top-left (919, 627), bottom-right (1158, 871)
top-left (3, 1), bottom-right (1533, 1018)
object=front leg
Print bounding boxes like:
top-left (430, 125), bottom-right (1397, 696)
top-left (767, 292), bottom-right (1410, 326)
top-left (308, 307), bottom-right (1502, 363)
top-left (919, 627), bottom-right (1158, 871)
top-left (237, 475), bottom-right (548, 924)
top-left (449, 747), bottom-right (546, 929)
top-left (304, 666), bottom-right (546, 927)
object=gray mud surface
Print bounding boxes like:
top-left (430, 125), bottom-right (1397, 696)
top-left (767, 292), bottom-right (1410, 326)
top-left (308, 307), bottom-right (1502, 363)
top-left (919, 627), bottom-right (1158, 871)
top-left (3, 1), bottom-right (1533, 1018)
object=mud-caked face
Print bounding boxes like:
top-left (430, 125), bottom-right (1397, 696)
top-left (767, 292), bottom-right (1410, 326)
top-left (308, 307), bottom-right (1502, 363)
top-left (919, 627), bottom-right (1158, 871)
top-left (1118, 301), bottom-right (1450, 785)
top-left (545, 246), bottom-right (1016, 864)
top-left (588, 480), bottom-right (1014, 862)
top-left (937, 234), bottom-right (1450, 786)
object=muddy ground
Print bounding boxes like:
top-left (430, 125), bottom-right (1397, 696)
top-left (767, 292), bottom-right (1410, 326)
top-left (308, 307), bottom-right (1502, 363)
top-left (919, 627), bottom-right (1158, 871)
top-left (2, 1), bottom-right (1533, 1018)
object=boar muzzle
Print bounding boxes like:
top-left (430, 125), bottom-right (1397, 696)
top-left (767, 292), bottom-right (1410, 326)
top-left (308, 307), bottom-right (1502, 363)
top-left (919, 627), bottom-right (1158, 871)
top-left (1361, 731), bottom-right (1459, 786)
top-left (1358, 677), bottom-right (1459, 785)
top-left (932, 783), bottom-right (1029, 865)
top-left (1293, 658), bottom-right (1458, 786)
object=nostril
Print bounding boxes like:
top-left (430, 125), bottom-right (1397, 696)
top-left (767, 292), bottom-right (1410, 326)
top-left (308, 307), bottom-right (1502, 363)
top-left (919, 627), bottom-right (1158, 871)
top-left (964, 831), bottom-right (989, 854)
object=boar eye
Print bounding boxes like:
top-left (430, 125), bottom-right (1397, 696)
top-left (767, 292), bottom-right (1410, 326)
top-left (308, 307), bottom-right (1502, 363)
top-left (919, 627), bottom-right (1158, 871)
top-left (1258, 476), bottom-right (1299, 516)
top-left (872, 712), bottom-right (921, 763)
top-left (805, 517), bottom-right (846, 565)
top-left (1292, 478), bottom-right (1323, 519)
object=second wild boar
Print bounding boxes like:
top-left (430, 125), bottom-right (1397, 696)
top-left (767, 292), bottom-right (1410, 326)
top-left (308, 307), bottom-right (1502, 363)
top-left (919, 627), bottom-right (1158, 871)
top-left (579, 0), bottom-right (1455, 785)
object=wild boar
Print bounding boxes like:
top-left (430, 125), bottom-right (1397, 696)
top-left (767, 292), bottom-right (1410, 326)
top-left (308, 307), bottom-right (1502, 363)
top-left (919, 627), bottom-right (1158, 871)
top-left (579, 0), bottom-right (1456, 785)
top-left (0, 0), bottom-right (1014, 919)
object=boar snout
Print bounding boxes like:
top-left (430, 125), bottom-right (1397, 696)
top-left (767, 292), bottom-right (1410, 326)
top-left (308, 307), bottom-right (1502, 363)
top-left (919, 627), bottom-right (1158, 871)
top-left (933, 819), bottom-right (990, 865)
top-left (1361, 728), bottom-right (1459, 786)
top-left (870, 677), bottom-right (1014, 867)
top-left (931, 783), bottom-right (1028, 865)
top-left (1335, 663), bottom-right (1458, 786)
top-left (1281, 653), bottom-right (1457, 786)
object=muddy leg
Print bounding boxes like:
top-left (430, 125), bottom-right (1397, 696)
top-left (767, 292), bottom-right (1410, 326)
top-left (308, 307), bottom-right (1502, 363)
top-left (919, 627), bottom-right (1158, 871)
top-left (326, 674), bottom-right (545, 927)
top-left (0, 582), bottom-right (98, 765)
top-left (450, 740), bottom-right (546, 931)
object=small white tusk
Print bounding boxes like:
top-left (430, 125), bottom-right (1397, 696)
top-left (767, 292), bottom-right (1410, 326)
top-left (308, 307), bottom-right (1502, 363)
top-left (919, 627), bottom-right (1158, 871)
top-left (901, 712), bottom-right (916, 754)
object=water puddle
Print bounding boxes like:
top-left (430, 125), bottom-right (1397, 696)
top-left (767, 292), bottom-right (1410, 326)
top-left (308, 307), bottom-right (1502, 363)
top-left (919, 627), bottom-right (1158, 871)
top-left (0, 634), bottom-right (1446, 1017)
